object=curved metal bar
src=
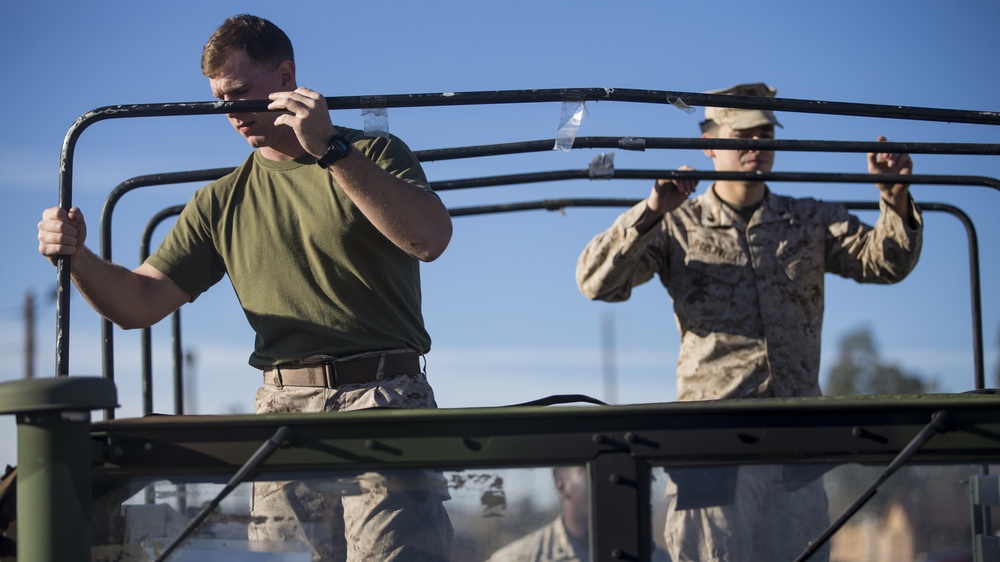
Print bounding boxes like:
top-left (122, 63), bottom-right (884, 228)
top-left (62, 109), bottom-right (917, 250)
top-left (128, 194), bottom-right (982, 415)
top-left (432, 169), bottom-right (1000, 192)
top-left (847, 202), bottom-right (983, 390)
top-left (96, 165), bottom-right (998, 407)
top-left (59, 88), bottom-right (1000, 379)
top-left (65, 88), bottom-right (1000, 129)
top-left (414, 137), bottom-right (1000, 162)
top-left (137, 205), bottom-right (186, 418)
top-left (449, 197), bottom-right (984, 390)
top-left (54, 112), bottom-right (224, 374)
top-left (97, 169), bottom-right (234, 406)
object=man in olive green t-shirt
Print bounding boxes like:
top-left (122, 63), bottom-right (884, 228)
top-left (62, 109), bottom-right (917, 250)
top-left (38, 14), bottom-right (454, 561)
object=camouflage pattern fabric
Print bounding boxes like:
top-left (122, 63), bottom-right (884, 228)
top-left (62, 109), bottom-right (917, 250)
top-left (577, 186), bottom-right (922, 401)
top-left (485, 517), bottom-right (671, 562)
top-left (484, 516), bottom-right (583, 562)
top-left (578, 185), bottom-right (921, 561)
top-left (249, 353), bottom-right (453, 561)
top-left (664, 465), bottom-right (830, 562)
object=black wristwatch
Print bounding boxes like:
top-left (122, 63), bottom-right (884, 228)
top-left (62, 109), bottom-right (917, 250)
top-left (316, 134), bottom-right (353, 168)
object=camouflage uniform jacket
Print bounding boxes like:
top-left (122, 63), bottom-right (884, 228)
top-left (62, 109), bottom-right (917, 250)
top-left (485, 516), bottom-right (671, 562)
top-left (485, 516), bottom-right (584, 562)
top-left (576, 186), bottom-right (922, 401)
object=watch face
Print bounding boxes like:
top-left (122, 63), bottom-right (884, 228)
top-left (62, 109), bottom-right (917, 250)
top-left (317, 135), bottom-right (352, 168)
top-left (333, 136), bottom-right (351, 155)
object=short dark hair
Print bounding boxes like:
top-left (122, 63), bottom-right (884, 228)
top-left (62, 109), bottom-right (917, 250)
top-left (699, 119), bottom-right (720, 136)
top-left (201, 14), bottom-right (294, 77)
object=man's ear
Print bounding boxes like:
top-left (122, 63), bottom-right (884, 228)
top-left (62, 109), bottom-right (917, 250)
top-left (554, 474), bottom-right (570, 499)
top-left (701, 131), bottom-right (715, 159)
top-left (277, 60), bottom-right (296, 89)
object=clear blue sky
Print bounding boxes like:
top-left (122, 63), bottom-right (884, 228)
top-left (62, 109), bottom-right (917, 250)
top-left (1, 0), bottom-right (998, 468)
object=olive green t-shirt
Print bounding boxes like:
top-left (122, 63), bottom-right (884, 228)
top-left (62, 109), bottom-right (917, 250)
top-left (146, 128), bottom-right (434, 367)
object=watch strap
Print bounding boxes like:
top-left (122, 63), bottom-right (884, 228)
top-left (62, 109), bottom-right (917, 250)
top-left (316, 134), bottom-right (352, 168)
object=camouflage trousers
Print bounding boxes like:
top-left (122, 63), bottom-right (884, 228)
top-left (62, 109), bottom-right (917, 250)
top-left (664, 465), bottom-right (830, 562)
top-left (249, 356), bottom-right (453, 561)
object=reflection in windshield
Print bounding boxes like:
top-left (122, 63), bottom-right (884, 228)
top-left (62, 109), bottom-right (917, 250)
top-left (90, 463), bottom-right (990, 562)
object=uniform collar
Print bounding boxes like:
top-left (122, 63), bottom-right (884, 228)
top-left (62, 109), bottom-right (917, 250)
top-left (701, 185), bottom-right (793, 228)
top-left (552, 515), bottom-right (586, 560)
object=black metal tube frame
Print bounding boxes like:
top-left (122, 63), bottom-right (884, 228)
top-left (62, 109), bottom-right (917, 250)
top-left (415, 137), bottom-right (1000, 162)
top-left (127, 186), bottom-right (980, 421)
top-left (138, 205), bottom-right (186, 418)
top-left (60, 88), bottom-right (998, 393)
top-left (97, 171), bottom-right (230, 418)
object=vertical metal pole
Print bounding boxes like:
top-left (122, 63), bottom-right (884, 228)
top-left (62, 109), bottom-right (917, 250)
top-left (970, 475), bottom-right (1000, 562)
top-left (0, 377), bottom-right (117, 562)
top-left (590, 451), bottom-right (651, 562)
top-left (600, 310), bottom-right (618, 405)
top-left (141, 325), bottom-right (153, 416)
top-left (17, 410), bottom-right (94, 561)
top-left (24, 291), bottom-right (35, 379)
top-left (172, 309), bottom-right (184, 415)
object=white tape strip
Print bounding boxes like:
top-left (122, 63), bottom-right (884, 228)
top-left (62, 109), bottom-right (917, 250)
top-left (553, 101), bottom-right (588, 152)
top-left (362, 107), bottom-right (389, 138)
top-left (669, 97), bottom-right (695, 114)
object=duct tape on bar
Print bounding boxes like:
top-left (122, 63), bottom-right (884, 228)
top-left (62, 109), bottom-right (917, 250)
top-left (589, 153), bottom-right (615, 179)
top-left (554, 101), bottom-right (588, 152)
top-left (669, 96), bottom-right (695, 114)
top-left (361, 96), bottom-right (389, 138)
top-left (619, 137), bottom-right (646, 151)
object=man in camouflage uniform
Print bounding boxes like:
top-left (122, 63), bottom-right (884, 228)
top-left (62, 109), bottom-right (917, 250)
top-left (484, 466), bottom-right (591, 562)
top-left (575, 83), bottom-right (922, 561)
top-left (484, 466), bottom-right (669, 562)
top-left (38, 14), bottom-right (453, 562)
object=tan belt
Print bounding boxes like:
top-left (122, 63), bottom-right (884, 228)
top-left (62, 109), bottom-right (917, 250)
top-left (262, 351), bottom-right (420, 388)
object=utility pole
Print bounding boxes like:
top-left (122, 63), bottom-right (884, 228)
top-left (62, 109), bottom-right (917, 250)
top-left (600, 309), bottom-right (618, 404)
top-left (24, 291), bottom-right (35, 379)
top-left (184, 350), bottom-right (198, 415)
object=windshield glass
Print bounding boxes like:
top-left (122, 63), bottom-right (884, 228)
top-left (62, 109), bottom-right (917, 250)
top-left (91, 461), bottom-right (992, 561)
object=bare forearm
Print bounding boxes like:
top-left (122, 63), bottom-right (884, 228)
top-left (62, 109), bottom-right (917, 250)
top-left (69, 247), bottom-right (186, 329)
top-left (329, 151), bottom-right (452, 261)
top-left (265, 89), bottom-right (452, 260)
